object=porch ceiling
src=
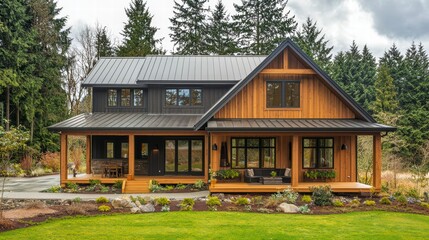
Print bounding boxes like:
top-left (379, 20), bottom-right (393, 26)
top-left (48, 113), bottom-right (202, 132)
top-left (206, 119), bottom-right (396, 132)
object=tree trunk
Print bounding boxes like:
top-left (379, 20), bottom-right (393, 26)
top-left (16, 99), bottom-right (20, 126)
top-left (5, 86), bottom-right (10, 131)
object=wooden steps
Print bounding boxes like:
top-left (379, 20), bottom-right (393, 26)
top-left (123, 179), bottom-right (150, 193)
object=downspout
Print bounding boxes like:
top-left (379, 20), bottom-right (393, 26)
top-left (208, 131), bottom-right (211, 183)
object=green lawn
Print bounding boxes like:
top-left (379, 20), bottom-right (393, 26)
top-left (1, 211), bottom-right (428, 239)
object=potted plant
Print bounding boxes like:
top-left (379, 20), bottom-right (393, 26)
top-left (304, 169), bottom-right (336, 182)
top-left (215, 169), bottom-right (240, 183)
top-left (270, 171), bottom-right (277, 177)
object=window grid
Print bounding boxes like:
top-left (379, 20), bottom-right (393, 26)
top-left (231, 137), bottom-right (276, 169)
top-left (302, 137), bottom-right (334, 169)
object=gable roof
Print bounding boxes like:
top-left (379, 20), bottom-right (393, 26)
top-left (193, 38), bottom-right (376, 130)
top-left (83, 57), bottom-right (146, 87)
top-left (138, 55), bottom-right (266, 84)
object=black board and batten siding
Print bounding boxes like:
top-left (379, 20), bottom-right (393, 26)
top-left (92, 88), bottom-right (148, 113)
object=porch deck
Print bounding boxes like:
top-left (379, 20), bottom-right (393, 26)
top-left (66, 174), bottom-right (205, 184)
top-left (210, 182), bottom-right (372, 193)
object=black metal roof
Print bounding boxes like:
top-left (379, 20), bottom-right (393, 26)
top-left (193, 38), bottom-right (377, 130)
top-left (206, 119), bottom-right (396, 132)
top-left (48, 113), bottom-right (202, 132)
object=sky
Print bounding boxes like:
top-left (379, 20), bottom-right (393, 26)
top-left (56, 0), bottom-right (429, 59)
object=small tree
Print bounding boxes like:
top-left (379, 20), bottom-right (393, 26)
top-left (0, 126), bottom-right (29, 218)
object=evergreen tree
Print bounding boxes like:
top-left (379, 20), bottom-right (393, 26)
top-left (206, 0), bottom-right (237, 55)
top-left (95, 25), bottom-right (115, 58)
top-left (379, 44), bottom-right (405, 98)
top-left (169, 0), bottom-right (209, 55)
top-left (292, 17), bottom-right (333, 72)
top-left (233, 0), bottom-right (297, 55)
top-left (372, 65), bottom-right (399, 115)
top-left (118, 0), bottom-right (163, 56)
top-left (356, 45), bottom-right (377, 111)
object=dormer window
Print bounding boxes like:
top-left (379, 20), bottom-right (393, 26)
top-left (165, 88), bottom-right (202, 106)
top-left (121, 89), bottom-right (131, 106)
top-left (266, 81), bottom-right (300, 108)
top-left (107, 89), bottom-right (117, 107)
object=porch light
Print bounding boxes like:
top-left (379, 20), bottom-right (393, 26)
top-left (341, 144), bottom-right (348, 150)
top-left (212, 143), bottom-right (218, 151)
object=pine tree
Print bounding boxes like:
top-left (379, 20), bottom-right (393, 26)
top-left (169, 0), bottom-right (209, 55)
top-left (118, 0), bottom-right (163, 56)
top-left (356, 45), bottom-right (377, 112)
top-left (233, 0), bottom-right (297, 55)
top-left (379, 44), bottom-right (405, 97)
top-left (372, 65), bottom-right (399, 115)
top-left (292, 17), bottom-right (333, 72)
top-left (206, 0), bottom-right (237, 55)
top-left (95, 25), bottom-right (115, 58)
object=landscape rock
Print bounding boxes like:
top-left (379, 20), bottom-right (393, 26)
top-left (140, 203), bottom-right (155, 212)
top-left (111, 198), bottom-right (123, 209)
top-left (130, 207), bottom-right (140, 213)
top-left (121, 199), bottom-right (136, 208)
top-left (135, 200), bottom-right (142, 207)
top-left (278, 203), bottom-right (299, 213)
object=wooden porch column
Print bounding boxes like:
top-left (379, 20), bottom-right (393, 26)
top-left (291, 135), bottom-right (299, 187)
top-left (373, 133), bottom-right (382, 190)
top-left (127, 134), bottom-right (135, 180)
top-left (60, 133), bottom-right (68, 186)
top-left (86, 135), bottom-right (91, 174)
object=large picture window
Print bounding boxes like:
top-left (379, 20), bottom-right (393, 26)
top-left (266, 81), bottom-right (300, 108)
top-left (107, 89), bottom-right (117, 106)
top-left (165, 88), bottom-right (202, 106)
top-left (231, 138), bottom-right (275, 169)
top-left (164, 138), bottom-right (204, 175)
top-left (302, 138), bottom-right (334, 169)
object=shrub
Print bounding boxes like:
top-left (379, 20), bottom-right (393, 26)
top-left (155, 197), bottom-right (170, 206)
top-left (363, 200), bottom-right (376, 206)
top-left (332, 199), bottom-right (344, 207)
top-left (235, 197), bottom-right (250, 206)
top-left (72, 197), bottom-right (82, 203)
top-left (164, 185), bottom-right (175, 191)
top-left (175, 183), bottom-right (187, 190)
top-left (298, 204), bottom-right (311, 214)
top-left (281, 188), bottom-right (299, 204)
top-left (98, 205), bottom-right (111, 212)
top-left (137, 196), bottom-right (146, 205)
top-left (89, 179), bottom-right (101, 186)
top-left (113, 180), bottom-right (123, 190)
top-left (96, 196), bottom-right (109, 203)
top-left (420, 202), bottom-right (429, 209)
top-left (40, 152), bottom-right (60, 172)
top-left (396, 195), bottom-right (408, 205)
top-left (380, 197), bottom-right (392, 205)
top-left (161, 205), bottom-right (170, 212)
top-left (193, 180), bottom-right (205, 189)
top-left (46, 185), bottom-right (61, 193)
top-left (264, 195), bottom-right (283, 208)
top-left (406, 188), bottom-right (420, 199)
top-left (130, 196), bottom-right (137, 203)
top-left (244, 205), bottom-right (252, 212)
top-left (350, 198), bottom-right (360, 207)
top-left (251, 196), bottom-right (265, 206)
top-left (180, 198), bottom-right (195, 211)
top-left (206, 196), bottom-right (222, 211)
top-left (301, 195), bottom-right (312, 203)
top-left (216, 169), bottom-right (240, 179)
top-left (149, 180), bottom-right (162, 192)
top-left (66, 182), bottom-right (79, 192)
top-left (100, 185), bottom-right (110, 193)
top-left (310, 185), bottom-right (333, 206)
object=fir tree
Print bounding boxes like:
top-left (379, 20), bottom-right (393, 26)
top-left (206, 0), bottom-right (237, 55)
top-left (95, 25), bottom-right (115, 58)
top-left (118, 0), bottom-right (163, 56)
top-left (292, 17), bottom-right (333, 72)
top-left (169, 0), bottom-right (209, 55)
top-left (233, 0), bottom-right (297, 55)
top-left (379, 44), bottom-right (405, 97)
top-left (372, 65), bottom-right (399, 115)
top-left (356, 45), bottom-right (377, 112)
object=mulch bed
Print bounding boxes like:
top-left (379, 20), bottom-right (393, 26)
top-left (1, 195), bottom-right (428, 233)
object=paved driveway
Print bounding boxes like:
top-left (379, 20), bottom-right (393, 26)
top-left (1, 174), bottom-right (61, 192)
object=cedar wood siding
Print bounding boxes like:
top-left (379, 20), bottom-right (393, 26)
top-left (214, 48), bottom-right (356, 119)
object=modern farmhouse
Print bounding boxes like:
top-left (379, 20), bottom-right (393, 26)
top-left (49, 39), bottom-right (395, 193)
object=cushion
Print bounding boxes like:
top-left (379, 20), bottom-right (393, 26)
top-left (247, 169), bottom-right (254, 177)
top-left (284, 168), bottom-right (291, 177)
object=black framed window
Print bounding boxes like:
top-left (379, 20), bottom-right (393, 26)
top-left (121, 89), bottom-right (131, 106)
top-left (107, 89), bottom-right (117, 107)
top-left (133, 89), bottom-right (143, 107)
top-left (231, 138), bottom-right (275, 169)
top-left (106, 142), bottom-right (114, 158)
top-left (302, 138), bottom-right (334, 169)
top-left (266, 81), bottom-right (300, 108)
top-left (165, 88), bottom-right (202, 106)
top-left (164, 138), bottom-right (204, 175)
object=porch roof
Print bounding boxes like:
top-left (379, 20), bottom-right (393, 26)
top-left (206, 119), bottom-right (396, 132)
top-left (48, 113), bottom-right (202, 132)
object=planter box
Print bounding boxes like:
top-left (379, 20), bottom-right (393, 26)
top-left (216, 178), bottom-right (241, 183)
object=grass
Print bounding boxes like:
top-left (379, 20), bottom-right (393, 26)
top-left (1, 211), bottom-right (428, 239)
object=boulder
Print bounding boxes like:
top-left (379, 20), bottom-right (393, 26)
top-left (135, 200), bottom-right (142, 207)
top-left (111, 198), bottom-right (123, 209)
top-left (140, 203), bottom-right (155, 212)
top-left (121, 200), bottom-right (136, 208)
top-left (278, 203), bottom-right (299, 213)
top-left (130, 207), bottom-right (140, 213)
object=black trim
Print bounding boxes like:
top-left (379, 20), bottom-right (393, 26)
top-left (230, 137), bottom-right (276, 169)
top-left (205, 127), bottom-right (396, 132)
top-left (164, 137), bottom-right (204, 176)
top-left (266, 80), bottom-right (300, 108)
